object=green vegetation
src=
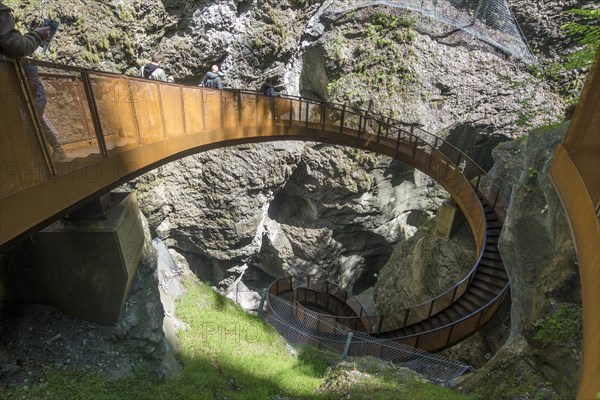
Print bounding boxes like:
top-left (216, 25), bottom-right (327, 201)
top-left (533, 305), bottom-right (583, 346)
top-left (2, 276), bottom-right (474, 399)
top-left (326, 10), bottom-right (419, 106)
top-left (473, 358), bottom-right (559, 400)
top-left (562, 8), bottom-right (600, 70)
top-left (530, 7), bottom-right (600, 105)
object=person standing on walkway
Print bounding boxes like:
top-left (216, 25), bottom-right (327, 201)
top-left (140, 52), bottom-right (168, 81)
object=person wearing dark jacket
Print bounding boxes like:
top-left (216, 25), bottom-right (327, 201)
top-left (140, 52), bottom-right (167, 81)
top-left (0, 2), bottom-right (49, 57)
top-left (260, 79), bottom-right (280, 97)
top-left (0, 2), bottom-right (66, 161)
top-left (202, 65), bottom-right (224, 89)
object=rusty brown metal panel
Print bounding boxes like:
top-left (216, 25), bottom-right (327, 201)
top-left (551, 146), bottom-right (600, 399)
top-left (417, 327), bottom-right (453, 352)
top-left (90, 75), bottom-right (139, 152)
top-left (160, 84), bottom-right (185, 137)
top-left (563, 52), bottom-right (600, 205)
top-left (131, 80), bottom-right (163, 144)
top-left (239, 92), bottom-right (258, 128)
top-left (182, 87), bottom-right (203, 134)
top-left (549, 50), bottom-right (599, 399)
top-left (202, 89), bottom-right (222, 131)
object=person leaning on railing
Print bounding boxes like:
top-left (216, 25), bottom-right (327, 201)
top-left (0, 2), bottom-right (66, 161)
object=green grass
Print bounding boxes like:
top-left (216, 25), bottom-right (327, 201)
top-left (533, 305), bottom-right (583, 346)
top-left (2, 276), bottom-right (474, 399)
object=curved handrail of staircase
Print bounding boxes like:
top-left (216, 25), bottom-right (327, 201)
top-left (266, 273), bottom-right (510, 347)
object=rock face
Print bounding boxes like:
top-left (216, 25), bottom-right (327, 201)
top-left (458, 122), bottom-right (581, 399)
top-left (374, 221), bottom-right (475, 313)
top-left (124, 143), bottom-right (449, 294)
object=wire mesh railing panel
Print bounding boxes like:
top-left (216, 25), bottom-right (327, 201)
top-left (264, 292), bottom-right (472, 383)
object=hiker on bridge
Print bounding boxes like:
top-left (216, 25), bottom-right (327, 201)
top-left (201, 65), bottom-right (224, 89)
top-left (140, 52), bottom-right (168, 81)
top-left (260, 79), bottom-right (280, 97)
top-left (0, 3), bottom-right (66, 161)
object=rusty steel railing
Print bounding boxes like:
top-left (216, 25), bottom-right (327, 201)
top-left (549, 51), bottom-right (600, 399)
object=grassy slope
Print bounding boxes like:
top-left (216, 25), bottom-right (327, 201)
top-left (2, 276), bottom-right (473, 399)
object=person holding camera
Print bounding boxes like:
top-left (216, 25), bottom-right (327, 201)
top-left (0, 2), bottom-right (50, 57)
top-left (0, 2), bottom-right (66, 161)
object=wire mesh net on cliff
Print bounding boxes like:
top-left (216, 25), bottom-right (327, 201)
top-left (322, 0), bottom-right (536, 63)
top-left (263, 294), bottom-right (472, 384)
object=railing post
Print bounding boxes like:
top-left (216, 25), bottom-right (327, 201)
top-left (180, 87), bottom-right (187, 134)
top-left (289, 97), bottom-right (293, 127)
top-left (201, 89), bottom-right (207, 131)
top-left (305, 101), bottom-right (309, 128)
top-left (492, 187), bottom-right (500, 210)
top-left (377, 315), bottom-right (384, 334)
top-left (258, 288), bottom-right (267, 318)
top-left (377, 120), bottom-right (382, 142)
top-left (342, 332), bottom-right (353, 360)
top-left (81, 71), bottom-right (108, 158)
top-left (126, 77), bottom-right (142, 144)
top-left (271, 96), bottom-right (276, 126)
top-left (403, 308), bottom-right (410, 329)
top-left (474, 174), bottom-right (481, 191)
top-left (254, 93), bottom-right (259, 127)
top-left (386, 115), bottom-right (391, 138)
top-left (15, 60), bottom-right (55, 174)
top-left (446, 323), bottom-right (455, 346)
top-left (221, 90), bottom-right (225, 129)
top-left (156, 83), bottom-right (168, 139)
top-left (427, 299), bottom-right (435, 319)
top-left (450, 285), bottom-right (459, 303)
top-left (358, 114), bottom-right (362, 138)
top-left (396, 129), bottom-right (401, 151)
top-left (237, 89), bottom-right (242, 127)
top-left (320, 104), bottom-right (326, 135)
top-left (339, 104), bottom-right (346, 135)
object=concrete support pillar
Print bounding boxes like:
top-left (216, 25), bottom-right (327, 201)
top-left (5, 192), bottom-right (145, 325)
top-left (436, 200), bottom-right (464, 238)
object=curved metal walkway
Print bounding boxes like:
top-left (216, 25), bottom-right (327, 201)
top-left (1, 55), bottom-right (510, 354)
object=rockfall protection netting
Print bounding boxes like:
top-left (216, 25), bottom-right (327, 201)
top-left (263, 294), bottom-right (473, 384)
top-left (323, 0), bottom-right (536, 64)
top-left (152, 238), bottom-right (185, 300)
top-left (151, 238), bottom-right (472, 384)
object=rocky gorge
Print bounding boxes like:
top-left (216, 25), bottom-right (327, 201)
top-left (1, 0), bottom-right (597, 398)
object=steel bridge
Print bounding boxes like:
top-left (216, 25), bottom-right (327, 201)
top-left (0, 55), bottom-right (597, 398)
